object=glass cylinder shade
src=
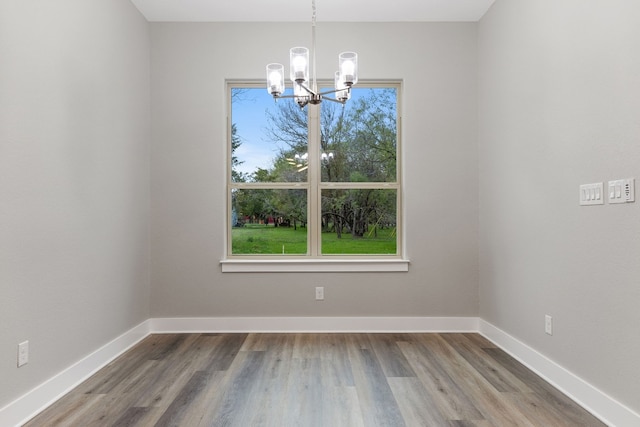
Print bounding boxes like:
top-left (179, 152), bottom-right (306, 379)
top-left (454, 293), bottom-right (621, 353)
top-left (339, 52), bottom-right (358, 86)
top-left (334, 71), bottom-right (350, 102)
top-left (290, 47), bottom-right (309, 83)
top-left (266, 63), bottom-right (285, 97)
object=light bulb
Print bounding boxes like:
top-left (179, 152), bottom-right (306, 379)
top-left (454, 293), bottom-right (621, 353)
top-left (293, 56), bottom-right (306, 72)
top-left (292, 56), bottom-right (307, 82)
top-left (290, 47), bottom-right (309, 83)
top-left (341, 60), bottom-right (355, 76)
top-left (269, 71), bottom-right (281, 87)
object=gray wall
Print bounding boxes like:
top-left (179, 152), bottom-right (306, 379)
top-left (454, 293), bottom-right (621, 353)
top-left (478, 0), bottom-right (640, 413)
top-left (0, 0), bottom-right (150, 408)
top-left (150, 23), bottom-right (479, 317)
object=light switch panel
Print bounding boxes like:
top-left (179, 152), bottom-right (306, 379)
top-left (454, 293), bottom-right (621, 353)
top-left (579, 183), bottom-right (604, 206)
top-left (608, 178), bottom-right (635, 204)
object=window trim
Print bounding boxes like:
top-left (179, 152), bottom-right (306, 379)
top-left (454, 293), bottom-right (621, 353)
top-left (220, 258), bottom-right (409, 273)
top-left (222, 80), bottom-right (408, 272)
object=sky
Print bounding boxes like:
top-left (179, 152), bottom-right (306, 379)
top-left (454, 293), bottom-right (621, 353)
top-left (231, 88), bottom-right (286, 178)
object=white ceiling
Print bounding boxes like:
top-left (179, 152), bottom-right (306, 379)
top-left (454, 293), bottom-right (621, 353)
top-left (130, 0), bottom-right (496, 23)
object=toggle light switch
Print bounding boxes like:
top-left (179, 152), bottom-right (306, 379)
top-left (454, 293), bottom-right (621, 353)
top-left (579, 183), bottom-right (604, 206)
top-left (609, 179), bottom-right (635, 204)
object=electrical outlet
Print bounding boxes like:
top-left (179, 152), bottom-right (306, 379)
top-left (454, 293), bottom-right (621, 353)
top-left (18, 341), bottom-right (29, 367)
top-left (315, 286), bottom-right (324, 300)
top-left (545, 315), bottom-right (553, 336)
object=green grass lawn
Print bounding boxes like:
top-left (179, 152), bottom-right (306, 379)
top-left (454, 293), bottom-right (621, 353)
top-left (232, 224), bottom-right (396, 255)
top-left (322, 228), bottom-right (396, 254)
top-left (232, 224), bottom-right (307, 254)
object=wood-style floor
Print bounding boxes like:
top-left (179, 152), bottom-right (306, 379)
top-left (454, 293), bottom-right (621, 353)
top-left (24, 333), bottom-right (605, 426)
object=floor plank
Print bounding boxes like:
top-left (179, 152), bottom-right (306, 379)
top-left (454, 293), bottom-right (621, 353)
top-left (398, 338), bottom-right (485, 421)
top-left (350, 348), bottom-right (406, 427)
top-left (439, 333), bottom-right (533, 394)
top-left (153, 370), bottom-right (209, 427)
top-left (23, 333), bottom-right (607, 427)
top-left (368, 333), bottom-right (416, 378)
top-left (483, 347), bottom-right (606, 426)
top-left (207, 350), bottom-right (268, 427)
top-left (110, 407), bottom-right (162, 427)
top-left (387, 376), bottom-right (448, 426)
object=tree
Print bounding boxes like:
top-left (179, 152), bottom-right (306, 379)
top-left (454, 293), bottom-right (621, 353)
top-left (231, 123), bottom-right (248, 183)
top-left (264, 88), bottom-right (397, 239)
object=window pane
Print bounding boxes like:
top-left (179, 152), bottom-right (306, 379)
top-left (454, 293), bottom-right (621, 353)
top-left (232, 189), bottom-right (307, 255)
top-left (231, 87), bottom-right (308, 183)
top-left (321, 189), bottom-right (397, 255)
top-left (320, 88), bottom-right (397, 183)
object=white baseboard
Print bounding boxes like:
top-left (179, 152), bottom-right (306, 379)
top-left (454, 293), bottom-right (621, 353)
top-left (0, 320), bottom-right (151, 427)
top-left (479, 319), bottom-right (640, 427)
top-left (150, 316), bottom-right (479, 333)
top-left (3, 317), bottom-right (638, 427)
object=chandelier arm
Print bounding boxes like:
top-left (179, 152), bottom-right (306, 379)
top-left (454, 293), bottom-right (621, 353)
top-left (270, 94), bottom-right (311, 101)
top-left (297, 82), bottom-right (319, 97)
top-left (271, 94), bottom-right (297, 100)
top-left (274, 86), bottom-right (349, 106)
top-left (317, 86), bottom-right (351, 97)
top-left (319, 96), bottom-right (347, 105)
top-left (270, 93), bottom-right (310, 108)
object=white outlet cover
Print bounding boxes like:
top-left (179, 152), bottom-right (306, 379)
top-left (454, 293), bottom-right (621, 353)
top-left (545, 315), bottom-right (553, 335)
top-left (18, 341), bottom-right (29, 367)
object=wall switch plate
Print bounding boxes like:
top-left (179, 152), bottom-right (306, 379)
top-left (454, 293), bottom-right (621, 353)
top-left (545, 315), bottom-right (553, 336)
top-left (18, 341), bottom-right (29, 367)
top-left (315, 286), bottom-right (324, 300)
top-left (579, 183), bottom-right (604, 205)
top-left (608, 178), bottom-right (635, 204)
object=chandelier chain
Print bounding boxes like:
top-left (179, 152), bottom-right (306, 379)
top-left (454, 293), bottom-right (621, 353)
top-left (311, 0), bottom-right (317, 91)
top-left (312, 0), bottom-right (317, 26)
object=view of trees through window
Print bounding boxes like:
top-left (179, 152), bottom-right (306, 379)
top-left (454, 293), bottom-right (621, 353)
top-left (229, 84), bottom-right (400, 256)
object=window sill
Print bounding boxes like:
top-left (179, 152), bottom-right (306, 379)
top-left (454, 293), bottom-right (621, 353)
top-left (220, 258), bottom-right (410, 273)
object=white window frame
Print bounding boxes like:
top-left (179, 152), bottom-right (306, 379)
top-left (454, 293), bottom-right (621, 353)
top-left (221, 81), bottom-right (409, 272)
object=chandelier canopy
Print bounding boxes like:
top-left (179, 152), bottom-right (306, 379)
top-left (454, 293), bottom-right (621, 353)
top-left (266, 0), bottom-right (358, 108)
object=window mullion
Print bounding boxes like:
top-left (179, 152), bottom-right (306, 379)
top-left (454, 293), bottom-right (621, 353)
top-left (308, 103), bottom-right (321, 257)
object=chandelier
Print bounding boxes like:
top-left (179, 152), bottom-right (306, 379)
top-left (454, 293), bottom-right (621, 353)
top-left (266, 0), bottom-right (358, 108)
